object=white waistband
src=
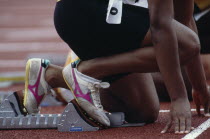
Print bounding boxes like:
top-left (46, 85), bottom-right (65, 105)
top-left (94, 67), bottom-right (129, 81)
top-left (106, 0), bottom-right (148, 24)
top-left (124, 0), bottom-right (148, 8)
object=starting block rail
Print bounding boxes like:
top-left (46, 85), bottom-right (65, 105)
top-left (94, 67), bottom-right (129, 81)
top-left (0, 92), bottom-right (145, 132)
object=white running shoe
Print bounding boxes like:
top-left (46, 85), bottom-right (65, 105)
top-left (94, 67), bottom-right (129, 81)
top-left (23, 58), bottom-right (52, 114)
top-left (62, 60), bottom-right (110, 126)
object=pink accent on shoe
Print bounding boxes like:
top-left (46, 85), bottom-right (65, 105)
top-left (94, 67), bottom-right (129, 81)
top-left (72, 68), bottom-right (93, 104)
top-left (28, 66), bottom-right (44, 105)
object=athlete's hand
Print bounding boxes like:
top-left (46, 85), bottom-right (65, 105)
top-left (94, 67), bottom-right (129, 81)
top-left (161, 98), bottom-right (192, 134)
top-left (192, 86), bottom-right (210, 117)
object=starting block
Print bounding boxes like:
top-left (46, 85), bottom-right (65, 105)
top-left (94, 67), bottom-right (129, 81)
top-left (0, 92), bottom-right (145, 132)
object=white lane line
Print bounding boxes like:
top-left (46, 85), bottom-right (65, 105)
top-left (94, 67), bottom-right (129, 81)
top-left (159, 109), bottom-right (204, 113)
top-left (182, 118), bottom-right (210, 139)
top-left (0, 28), bottom-right (58, 41)
top-left (0, 15), bottom-right (53, 27)
top-left (27, 53), bottom-right (67, 65)
top-left (0, 42), bottom-right (69, 52)
top-left (0, 60), bottom-right (25, 68)
top-left (0, 71), bottom-right (24, 77)
top-left (0, 53), bottom-right (67, 68)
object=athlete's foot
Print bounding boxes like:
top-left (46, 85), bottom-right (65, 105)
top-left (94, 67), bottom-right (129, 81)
top-left (77, 60), bottom-right (104, 80)
top-left (62, 59), bottom-right (110, 126)
top-left (23, 58), bottom-right (52, 114)
top-left (44, 64), bottom-right (68, 89)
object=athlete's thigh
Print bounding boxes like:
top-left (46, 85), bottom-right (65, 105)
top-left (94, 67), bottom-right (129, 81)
top-left (142, 30), bottom-right (152, 46)
top-left (101, 73), bottom-right (160, 123)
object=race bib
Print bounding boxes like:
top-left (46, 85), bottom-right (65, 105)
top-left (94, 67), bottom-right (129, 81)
top-left (106, 0), bottom-right (148, 24)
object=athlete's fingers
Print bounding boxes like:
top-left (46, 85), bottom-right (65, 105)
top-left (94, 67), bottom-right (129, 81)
top-left (161, 121), bottom-right (172, 134)
top-left (193, 92), bottom-right (201, 115)
top-left (196, 103), bottom-right (201, 116)
top-left (206, 107), bottom-right (210, 117)
top-left (185, 118), bottom-right (191, 133)
top-left (204, 103), bottom-right (210, 116)
top-left (179, 117), bottom-right (186, 134)
top-left (173, 118), bottom-right (179, 134)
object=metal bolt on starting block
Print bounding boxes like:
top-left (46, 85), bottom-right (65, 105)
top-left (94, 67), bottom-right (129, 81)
top-left (0, 92), bottom-right (145, 132)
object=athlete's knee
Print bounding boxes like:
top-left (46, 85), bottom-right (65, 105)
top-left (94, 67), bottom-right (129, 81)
top-left (188, 34), bottom-right (200, 56)
top-left (125, 104), bottom-right (159, 123)
top-left (143, 105), bottom-right (159, 123)
top-left (187, 42), bottom-right (200, 60)
top-left (143, 110), bottom-right (159, 123)
top-left (180, 33), bottom-right (200, 63)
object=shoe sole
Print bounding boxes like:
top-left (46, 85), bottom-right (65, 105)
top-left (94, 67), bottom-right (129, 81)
top-left (23, 59), bottom-right (31, 108)
top-left (23, 59), bottom-right (40, 114)
top-left (71, 99), bottom-right (106, 129)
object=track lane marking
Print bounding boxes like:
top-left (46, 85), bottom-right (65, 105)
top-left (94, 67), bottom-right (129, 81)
top-left (0, 53), bottom-right (67, 68)
top-left (182, 118), bottom-right (210, 139)
top-left (159, 109), bottom-right (204, 113)
top-left (0, 42), bottom-right (68, 52)
top-left (0, 28), bottom-right (58, 41)
top-left (0, 60), bottom-right (25, 68)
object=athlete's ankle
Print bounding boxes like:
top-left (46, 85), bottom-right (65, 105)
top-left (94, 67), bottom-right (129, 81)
top-left (45, 64), bottom-right (59, 88)
top-left (77, 61), bottom-right (103, 80)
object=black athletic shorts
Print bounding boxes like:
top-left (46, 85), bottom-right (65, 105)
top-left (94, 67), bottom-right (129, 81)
top-left (54, 0), bottom-right (150, 60)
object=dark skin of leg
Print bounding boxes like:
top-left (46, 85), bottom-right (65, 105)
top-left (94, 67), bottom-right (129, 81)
top-left (100, 73), bottom-right (159, 123)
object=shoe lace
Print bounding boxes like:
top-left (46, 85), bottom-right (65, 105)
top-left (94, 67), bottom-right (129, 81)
top-left (88, 82), bottom-right (110, 110)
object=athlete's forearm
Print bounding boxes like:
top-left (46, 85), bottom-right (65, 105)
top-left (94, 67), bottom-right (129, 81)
top-left (174, 0), bottom-right (208, 95)
top-left (148, 0), bottom-right (188, 101)
top-left (183, 18), bottom-right (208, 95)
top-left (151, 23), bottom-right (188, 101)
top-left (189, 17), bottom-right (198, 34)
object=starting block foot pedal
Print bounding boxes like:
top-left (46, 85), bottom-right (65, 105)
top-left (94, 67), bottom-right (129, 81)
top-left (0, 92), bottom-right (25, 117)
top-left (58, 100), bottom-right (99, 132)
